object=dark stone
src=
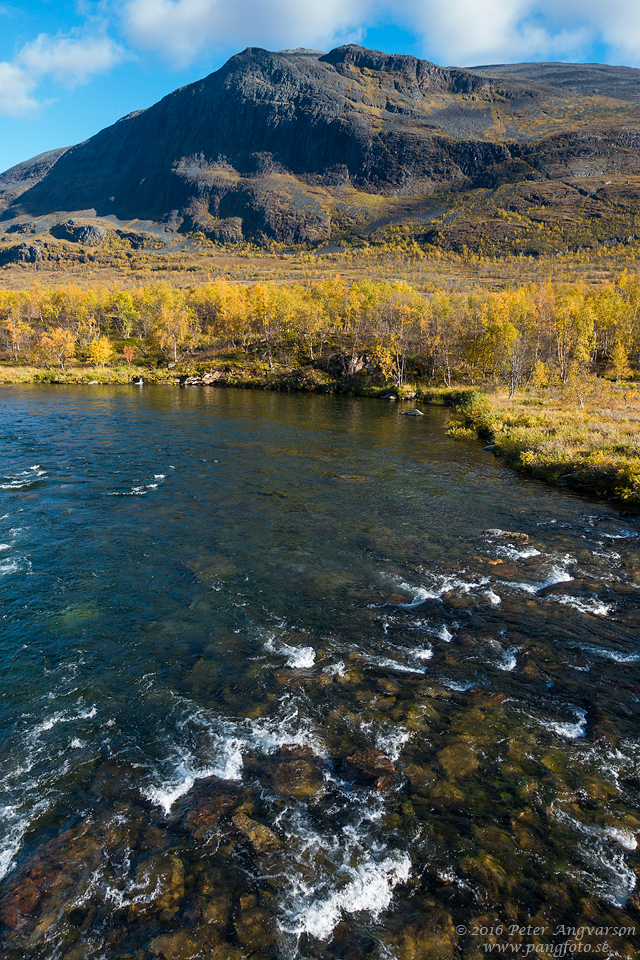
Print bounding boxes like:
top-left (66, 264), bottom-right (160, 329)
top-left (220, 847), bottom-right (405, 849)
top-left (50, 220), bottom-right (107, 245)
top-left (0, 242), bottom-right (42, 265)
top-left (343, 748), bottom-right (397, 789)
top-left (175, 776), bottom-right (240, 839)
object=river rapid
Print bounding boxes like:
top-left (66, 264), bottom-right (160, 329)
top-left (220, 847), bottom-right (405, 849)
top-left (0, 385), bottom-right (639, 960)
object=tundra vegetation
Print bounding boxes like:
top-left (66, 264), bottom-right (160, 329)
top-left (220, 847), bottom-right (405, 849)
top-left (1, 262), bottom-right (639, 504)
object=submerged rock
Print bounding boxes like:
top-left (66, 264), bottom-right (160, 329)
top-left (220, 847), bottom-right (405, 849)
top-left (272, 745), bottom-right (326, 801)
top-left (177, 776), bottom-right (240, 840)
top-left (234, 897), bottom-right (276, 952)
top-left (128, 853), bottom-right (185, 919)
top-left (0, 822), bottom-right (102, 931)
top-left (232, 812), bottom-right (280, 853)
top-left (202, 895), bottom-right (231, 929)
top-left (149, 931), bottom-right (203, 960)
top-left (400, 409), bottom-right (424, 416)
top-left (389, 908), bottom-right (458, 960)
top-left (343, 748), bottom-right (397, 790)
top-left (150, 928), bottom-right (248, 960)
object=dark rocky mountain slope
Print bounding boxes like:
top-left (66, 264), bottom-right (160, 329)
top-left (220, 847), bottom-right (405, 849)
top-left (2, 45), bottom-right (640, 252)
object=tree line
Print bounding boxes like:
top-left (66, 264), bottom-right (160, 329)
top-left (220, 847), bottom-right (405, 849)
top-left (1, 275), bottom-right (639, 392)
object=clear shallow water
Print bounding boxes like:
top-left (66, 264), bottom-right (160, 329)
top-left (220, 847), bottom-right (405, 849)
top-left (0, 385), bottom-right (639, 960)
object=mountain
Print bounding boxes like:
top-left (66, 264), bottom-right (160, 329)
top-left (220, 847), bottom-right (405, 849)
top-left (0, 148), bottom-right (69, 215)
top-left (2, 46), bottom-right (640, 253)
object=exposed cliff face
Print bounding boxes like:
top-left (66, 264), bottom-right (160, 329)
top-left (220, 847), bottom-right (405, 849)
top-left (0, 148), bottom-right (69, 215)
top-left (2, 46), bottom-right (640, 248)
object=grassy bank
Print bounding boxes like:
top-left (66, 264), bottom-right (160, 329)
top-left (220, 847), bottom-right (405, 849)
top-left (447, 384), bottom-right (640, 505)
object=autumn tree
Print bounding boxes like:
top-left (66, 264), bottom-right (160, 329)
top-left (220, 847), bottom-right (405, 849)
top-left (39, 328), bottom-right (76, 369)
top-left (89, 336), bottom-right (114, 367)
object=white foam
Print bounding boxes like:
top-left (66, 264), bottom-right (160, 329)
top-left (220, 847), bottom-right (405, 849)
top-left (143, 763), bottom-right (218, 816)
top-left (496, 544), bottom-right (542, 560)
top-left (143, 694), bottom-right (327, 813)
top-left (287, 646), bottom-right (316, 669)
top-left (264, 634), bottom-right (316, 669)
top-left (536, 707), bottom-right (587, 739)
top-left (603, 827), bottom-right (638, 851)
top-left (441, 678), bottom-right (475, 692)
top-left (498, 649), bottom-right (517, 671)
top-left (485, 589), bottom-right (501, 605)
top-left (389, 573), bottom-right (494, 608)
top-left (283, 852), bottom-right (411, 941)
top-left (323, 661), bottom-right (347, 678)
top-left (501, 560), bottom-right (575, 596)
top-left (108, 474), bottom-right (167, 497)
top-left (391, 578), bottom-right (440, 606)
top-left (555, 596), bottom-right (612, 617)
top-left (374, 727), bottom-right (412, 761)
top-left (362, 654), bottom-right (425, 675)
top-left (0, 703), bottom-right (98, 881)
top-left (553, 805), bottom-right (638, 906)
top-left (0, 799), bottom-right (49, 881)
top-left (414, 648), bottom-right (433, 661)
top-left (543, 565), bottom-right (574, 587)
top-left (0, 466), bottom-right (47, 489)
top-left (439, 625), bottom-right (454, 642)
top-left (579, 643), bottom-right (640, 663)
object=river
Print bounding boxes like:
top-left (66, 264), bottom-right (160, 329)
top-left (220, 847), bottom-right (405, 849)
top-left (0, 385), bottom-right (638, 959)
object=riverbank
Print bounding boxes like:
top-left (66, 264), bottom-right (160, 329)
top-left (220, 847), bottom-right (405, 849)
top-left (447, 385), bottom-right (640, 505)
top-left (2, 360), bottom-right (639, 506)
top-left (0, 359), bottom-right (471, 404)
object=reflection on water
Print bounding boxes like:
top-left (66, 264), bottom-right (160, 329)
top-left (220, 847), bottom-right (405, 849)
top-left (0, 385), bottom-right (639, 959)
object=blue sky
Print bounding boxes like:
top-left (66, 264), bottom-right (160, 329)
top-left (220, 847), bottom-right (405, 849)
top-left (0, 0), bottom-right (637, 173)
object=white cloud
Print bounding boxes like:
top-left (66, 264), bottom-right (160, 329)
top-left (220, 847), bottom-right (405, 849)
top-left (0, 31), bottom-right (125, 117)
top-left (18, 33), bottom-right (125, 86)
top-left (403, 0), bottom-right (640, 66)
top-left (121, 0), bottom-right (367, 66)
top-left (118, 0), bottom-right (640, 68)
top-left (403, 0), bottom-right (590, 66)
top-left (0, 61), bottom-right (39, 117)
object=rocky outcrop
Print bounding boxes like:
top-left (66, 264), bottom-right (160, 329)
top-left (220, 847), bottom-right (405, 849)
top-left (0, 242), bottom-right (42, 265)
top-left (50, 219), bottom-right (107, 245)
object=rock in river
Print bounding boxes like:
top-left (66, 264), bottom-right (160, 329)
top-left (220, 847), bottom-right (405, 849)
top-left (343, 747), bottom-right (397, 790)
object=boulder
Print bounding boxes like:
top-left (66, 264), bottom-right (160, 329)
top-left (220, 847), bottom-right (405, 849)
top-left (127, 853), bottom-right (185, 919)
top-left (0, 241), bottom-right (42, 265)
top-left (177, 776), bottom-right (240, 840)
top-left (400, 409), bottom-right (424, 416)
top-left (342, 748), bottom-right (397, 790)
top-left (6, 220), bottom-right (37, 235)
top-left (482, 529), bottom-right (529, 543)
top-left (272, 745), bottom-right (326, 801)
top-left (232, 812), bottom-right (280, 853)
top-left (50, 220), bottom-right (107, 246)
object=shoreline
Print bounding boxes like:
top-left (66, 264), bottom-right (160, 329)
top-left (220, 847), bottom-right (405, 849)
top-left (2, 364), bottom-right (639, 509)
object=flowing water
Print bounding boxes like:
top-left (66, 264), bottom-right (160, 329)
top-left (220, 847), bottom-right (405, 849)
top-left (0, 385), bottom-right (639, 960)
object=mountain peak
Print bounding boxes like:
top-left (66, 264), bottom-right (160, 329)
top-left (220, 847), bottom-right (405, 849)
top-left (2, 44), bottom-right (640, 251)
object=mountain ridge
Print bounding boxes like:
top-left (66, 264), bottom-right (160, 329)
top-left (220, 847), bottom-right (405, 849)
top-left (2, 45), bottom-right (640, 254)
